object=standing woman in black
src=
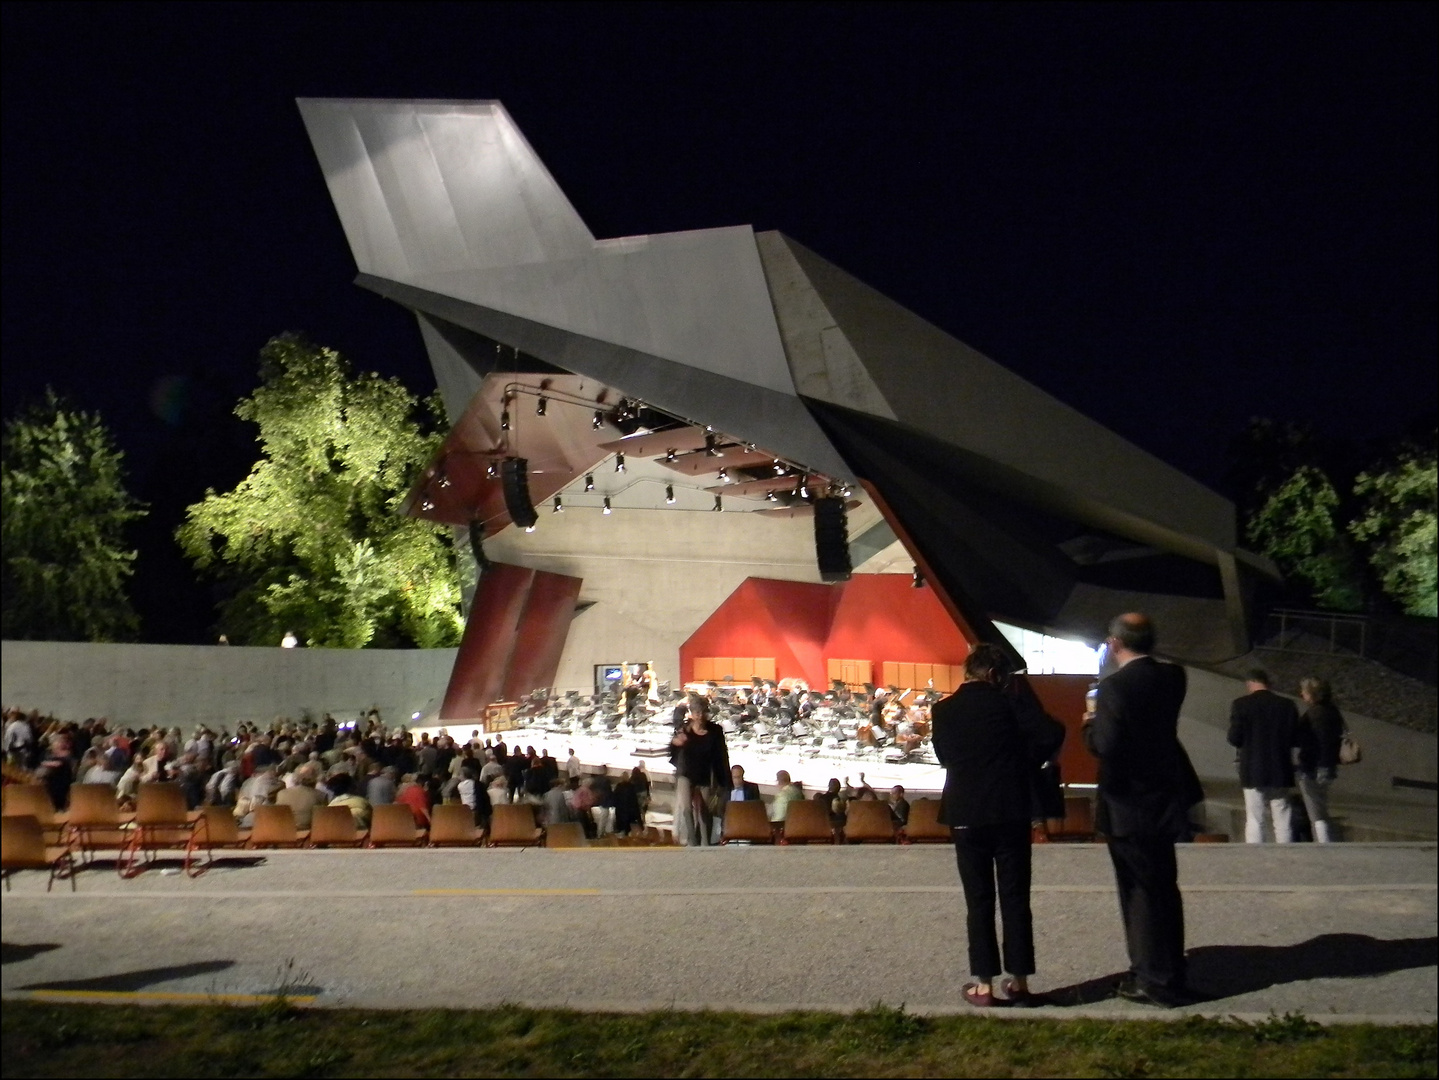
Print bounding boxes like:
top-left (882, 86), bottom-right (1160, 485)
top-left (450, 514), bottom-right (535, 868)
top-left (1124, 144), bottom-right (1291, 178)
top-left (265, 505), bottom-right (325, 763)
top-left (931, 644), bottom-right (1065, 1007)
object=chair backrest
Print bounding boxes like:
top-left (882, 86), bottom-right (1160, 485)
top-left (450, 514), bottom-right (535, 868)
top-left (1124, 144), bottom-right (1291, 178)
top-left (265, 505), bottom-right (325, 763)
top-left (1, 814), bottom-right (48, 866)
top-left (2, 784), bottom-right (56, 825)
top-left (544, 821), bottom-right (587, 848)
top-left (1059, 796), bottom-right (1095, 835)
top-left (135, 783), bottom-right (189, 827)
top-left (370, 804), bottom-right (419, 845)
top-left (66, 784), bottom-right (123, 828)
top-left (721, 800), bottom-right (773, 843)
top-left (844, 799), bottom-right (897, 842)
top-left (199, 806), bottom-right (242, 845)
top-left (250, 804), bottom-right (301, 846)
top-left (903, 798), bottom-right (950, 841)
top-left (428, 804), bottom-right (479, 845)
top-left (310, 805), bottom-right (360, 845)
top-left (782, 799), bottom-right (833, 842)
top-left (489, 803), bottom-right (539, 844)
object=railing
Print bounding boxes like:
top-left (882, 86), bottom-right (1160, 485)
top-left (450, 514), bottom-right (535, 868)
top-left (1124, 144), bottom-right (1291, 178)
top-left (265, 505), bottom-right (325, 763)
top-left (1257, 608), bottom-right (1437, 685)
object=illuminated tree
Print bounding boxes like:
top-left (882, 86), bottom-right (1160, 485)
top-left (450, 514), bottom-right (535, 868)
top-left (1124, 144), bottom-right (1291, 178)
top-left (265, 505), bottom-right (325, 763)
top-left (1245, 464), bottom-right (1364, 612)
top-left (1350, 448), bottom-right (1438, 617)
top-left (177, 334), bottom-right (463, 647)
top-left (1, 391), bottom-right (146, 641)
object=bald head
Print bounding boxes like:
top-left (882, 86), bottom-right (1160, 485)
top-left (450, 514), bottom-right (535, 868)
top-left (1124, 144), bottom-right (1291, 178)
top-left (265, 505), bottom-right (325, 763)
top-left (1107, 612), bottom-right (1156, 658)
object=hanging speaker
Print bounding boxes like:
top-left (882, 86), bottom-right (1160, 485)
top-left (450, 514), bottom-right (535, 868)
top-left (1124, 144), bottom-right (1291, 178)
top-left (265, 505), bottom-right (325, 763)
top-left (813, 497), bottom-right (852, 582)
top-left (500, 457), bottom-right (538, 530)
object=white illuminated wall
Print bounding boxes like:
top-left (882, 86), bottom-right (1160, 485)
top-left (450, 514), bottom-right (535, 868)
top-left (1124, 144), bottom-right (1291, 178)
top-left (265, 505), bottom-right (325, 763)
top-left (994, 621), bottom-right (1101, 676)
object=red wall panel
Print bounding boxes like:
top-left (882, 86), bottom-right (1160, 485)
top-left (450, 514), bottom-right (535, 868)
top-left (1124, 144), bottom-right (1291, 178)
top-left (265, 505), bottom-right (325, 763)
top-left (502, 570), bottom-right (584, 701)
top-left (680, 575), bottom-right (974, 687)
top-left (1027, 673), bottom-right (1097, 784)
top-left (441, 564), bottom-right (534, 720)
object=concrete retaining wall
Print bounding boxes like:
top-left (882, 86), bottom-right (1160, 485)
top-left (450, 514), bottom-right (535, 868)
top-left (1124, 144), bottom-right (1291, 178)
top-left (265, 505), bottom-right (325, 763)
top-left (0, 641), bottom-right (457, 729)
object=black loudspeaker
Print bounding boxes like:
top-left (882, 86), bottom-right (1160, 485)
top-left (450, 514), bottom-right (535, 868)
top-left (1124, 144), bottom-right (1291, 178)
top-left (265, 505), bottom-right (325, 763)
top-left (813, 496), bottom-right (852, 582)
top-left (500, 457), bottom-right (538, 530)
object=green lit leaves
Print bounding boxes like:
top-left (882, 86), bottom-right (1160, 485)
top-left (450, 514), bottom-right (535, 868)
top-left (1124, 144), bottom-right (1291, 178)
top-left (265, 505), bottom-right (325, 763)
top-left (177, 335), bottom-right (463, 648)
top-left (1351, 451), bottom-right (1438, 617)
top-left (1, 389), bottom-right (146, 641)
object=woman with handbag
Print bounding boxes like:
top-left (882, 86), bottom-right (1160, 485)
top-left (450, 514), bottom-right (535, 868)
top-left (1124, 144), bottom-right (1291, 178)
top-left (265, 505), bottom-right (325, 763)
top-left (1296, 677), bottom-right (1345, 843)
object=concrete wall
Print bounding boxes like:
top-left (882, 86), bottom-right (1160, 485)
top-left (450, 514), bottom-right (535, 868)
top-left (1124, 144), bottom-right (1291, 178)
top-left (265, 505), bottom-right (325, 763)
top-left (0, 641), bottom-right (457, 729)
top-left (485, 500), bottom-right (886, 694)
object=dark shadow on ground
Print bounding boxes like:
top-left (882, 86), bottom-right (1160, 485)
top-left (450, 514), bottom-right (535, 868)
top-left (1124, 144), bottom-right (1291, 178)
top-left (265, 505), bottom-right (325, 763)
top-left (1, 943), bottom-right (62, 965)
top-left (1043, 934), bottom-right (1438, 1006)
top-left (19, 960), bottom-right (235, 992)
top-left (1186, 934), bottom-right (1439, 998)
top-left (255, 983), bottom-right (326, 997)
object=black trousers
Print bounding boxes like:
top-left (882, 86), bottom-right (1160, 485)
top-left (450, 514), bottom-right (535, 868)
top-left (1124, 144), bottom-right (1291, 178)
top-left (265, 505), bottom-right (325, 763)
top-left (952, 821), bottom-right (1035, 979)
top-left (1106, 835), bottom-right (1187, 990)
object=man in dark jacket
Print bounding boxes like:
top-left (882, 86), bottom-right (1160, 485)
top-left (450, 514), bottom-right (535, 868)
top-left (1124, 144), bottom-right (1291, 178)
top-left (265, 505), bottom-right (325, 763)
top-left (1227, 669), bottom-right (1300, 843)
top-left (932, 644), bottom-right (1064, 1007)
top-left (1083, 613), bottom-right (1203, 1008)
top-left (728, 765), bottom-right (762, 802)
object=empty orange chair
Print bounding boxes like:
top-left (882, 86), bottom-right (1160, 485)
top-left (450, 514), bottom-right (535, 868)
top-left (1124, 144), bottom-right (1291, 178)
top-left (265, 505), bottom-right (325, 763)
top-left (120, 783), bottom-right (196, 877)
top-left (248, 804), bottom-right (308, 849)
top-left (2, 784), bottom-right (65, 841)
top-left (64, 783), bottom-right (132, 861)
top-left (2, 815), bottom-right (76, 892)
top-left (900, 798), bottom-right (950, 843)
top-left (779, 799), bottom-right (835, 844)
top-left (720, 800), bottom-right (774, 844)
top-left (309, 805), bottom-right (365, 847)
top-left (1044, 795), bottom-right (1097, 842)
top-left (843, 800), bottom-right (897, 843)
top-left (543, 821), bottom-right (588, 848)
top-left (486, 804), bottom-right (542, 847)
top-left (369, 804), bottom-right (423, 847)
top-left (428, 804), bottom-right (483, 847)
top-left (184, 806), bottom-right (252, 874)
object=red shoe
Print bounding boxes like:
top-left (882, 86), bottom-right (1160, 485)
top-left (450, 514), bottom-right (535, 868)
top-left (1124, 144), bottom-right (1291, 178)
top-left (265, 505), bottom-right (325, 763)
top-left (963, 983), bottom-right (1000, 1008)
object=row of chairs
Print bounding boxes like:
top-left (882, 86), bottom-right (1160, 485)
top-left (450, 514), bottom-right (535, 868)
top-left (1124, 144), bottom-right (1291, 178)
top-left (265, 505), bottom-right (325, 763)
top-left (719, 797), bottom-right (954, 844)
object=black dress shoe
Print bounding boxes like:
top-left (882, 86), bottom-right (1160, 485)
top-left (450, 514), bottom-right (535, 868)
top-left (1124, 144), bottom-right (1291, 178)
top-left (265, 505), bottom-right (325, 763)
top-left (1116, 976), bottom-right (1202, 1008)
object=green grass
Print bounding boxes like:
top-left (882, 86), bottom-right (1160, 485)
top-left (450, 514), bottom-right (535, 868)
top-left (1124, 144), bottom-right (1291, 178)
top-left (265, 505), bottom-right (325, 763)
top-left (2, 999), bottom-right (1435, 1078)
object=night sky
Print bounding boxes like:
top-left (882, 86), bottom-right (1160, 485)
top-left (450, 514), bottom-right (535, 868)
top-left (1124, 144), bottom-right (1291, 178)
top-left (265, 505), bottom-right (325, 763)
top-left (3, 3), bottom-right (1435, 642)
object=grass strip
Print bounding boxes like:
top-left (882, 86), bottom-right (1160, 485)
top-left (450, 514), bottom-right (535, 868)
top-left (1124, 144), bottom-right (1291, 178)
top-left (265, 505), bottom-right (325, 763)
top-left (3, 999), bottom-right (1435, 1078)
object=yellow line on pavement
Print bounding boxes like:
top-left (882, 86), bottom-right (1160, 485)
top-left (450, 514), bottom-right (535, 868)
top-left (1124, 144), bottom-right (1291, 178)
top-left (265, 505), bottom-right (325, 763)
top-left (410, 888), bottom-right (601, 896)
top-left (24, 989), bottom-right (317, 1005)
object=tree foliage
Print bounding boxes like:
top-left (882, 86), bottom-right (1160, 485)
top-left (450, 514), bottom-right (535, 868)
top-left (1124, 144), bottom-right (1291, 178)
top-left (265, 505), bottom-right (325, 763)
top-left (1350, 448), bottom-right (1438, 617)
top-left (1244, 464), bottom-right (1364, 612)
top-left (176, 335), bottom-right (463, 648)
top-left (1, 390), bottom-right (146, 641)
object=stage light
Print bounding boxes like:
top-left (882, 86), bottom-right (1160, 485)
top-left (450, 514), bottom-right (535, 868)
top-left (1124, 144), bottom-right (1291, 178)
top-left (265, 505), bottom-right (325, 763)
top-left (602, 496), bottom-right (612, 515)
top-left (773, 460), bottom-right (785, 474)
top-left (487, 461), bottom-right (500, 479)
top-left (437, 460), bottom-right (451, 488)
top-left (500, 408), bottom-right (510, 431)
top-left (584, 474), bottom-right (594, 492)
top-left (536, 396), bottom-right (548, 416)
top-left (524, 524), bottom-right (536, 533)
top-left (420, 496), bottom-right (435, 511)
top-left (665, 448), bottom-right (677, 463)
top-left (704, 434), bottom-right (722, 457)
top-left (912, 567), bottom-right (925, 588)
top-left (717, 467), bottom-right (729, 482)
top-left (615, 453), bottom-right (625, 473)
top-left (713, 494), bottom-right (723, 512)
top-left (766, 490), bottom-right (778, 502)
top-left (795, 475), bottom-right (810, 499)
top-left (552, 496), bottom-right (563, 513)
top-left (666, 484), bottom-right (676, 504)
top-left (592, 410), bottom-right (604, 429)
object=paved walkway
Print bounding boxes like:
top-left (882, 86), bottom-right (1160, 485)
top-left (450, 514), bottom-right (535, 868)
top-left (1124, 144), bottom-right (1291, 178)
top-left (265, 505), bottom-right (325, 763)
top-left (2, 843), bottom-right (1434, 1024)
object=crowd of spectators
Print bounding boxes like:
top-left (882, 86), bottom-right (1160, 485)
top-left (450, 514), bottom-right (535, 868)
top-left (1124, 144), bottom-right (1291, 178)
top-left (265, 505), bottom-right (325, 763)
top-left (1, 706), bottom-right (654, 839)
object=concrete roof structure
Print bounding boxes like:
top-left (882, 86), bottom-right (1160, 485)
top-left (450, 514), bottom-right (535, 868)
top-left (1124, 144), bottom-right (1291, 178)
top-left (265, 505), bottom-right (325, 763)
top-left (299, 98), bottom-right (1274, 664)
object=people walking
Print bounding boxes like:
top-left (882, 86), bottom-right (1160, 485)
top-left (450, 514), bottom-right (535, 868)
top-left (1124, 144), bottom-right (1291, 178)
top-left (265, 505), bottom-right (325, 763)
top-left (1228, 669), bottom-right (1300, 843)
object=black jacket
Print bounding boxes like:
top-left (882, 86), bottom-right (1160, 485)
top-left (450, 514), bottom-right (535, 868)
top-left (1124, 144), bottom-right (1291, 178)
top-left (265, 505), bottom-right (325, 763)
top-left (731, 781), bottom-right (762, 802)
top-left (1297, 702), bottom-right (1344, 773)
top-left (931, 681), bottom-right (1065, 828)
top-left (669, 724), bottom-right (732, 788)
top-left (1084, 656), bottom-right (1201, 839)
top-left (1228, 689), bottom-right (1300, 789)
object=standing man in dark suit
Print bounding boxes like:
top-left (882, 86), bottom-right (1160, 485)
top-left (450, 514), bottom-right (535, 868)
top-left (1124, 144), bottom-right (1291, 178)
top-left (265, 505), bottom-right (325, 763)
top-left (1227, 669), bottom-right (1300, 843)
top-left (932, 644), bottom-right (1065, 1007)
top-left (1083, 613), bottom-right (1203, 1008)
